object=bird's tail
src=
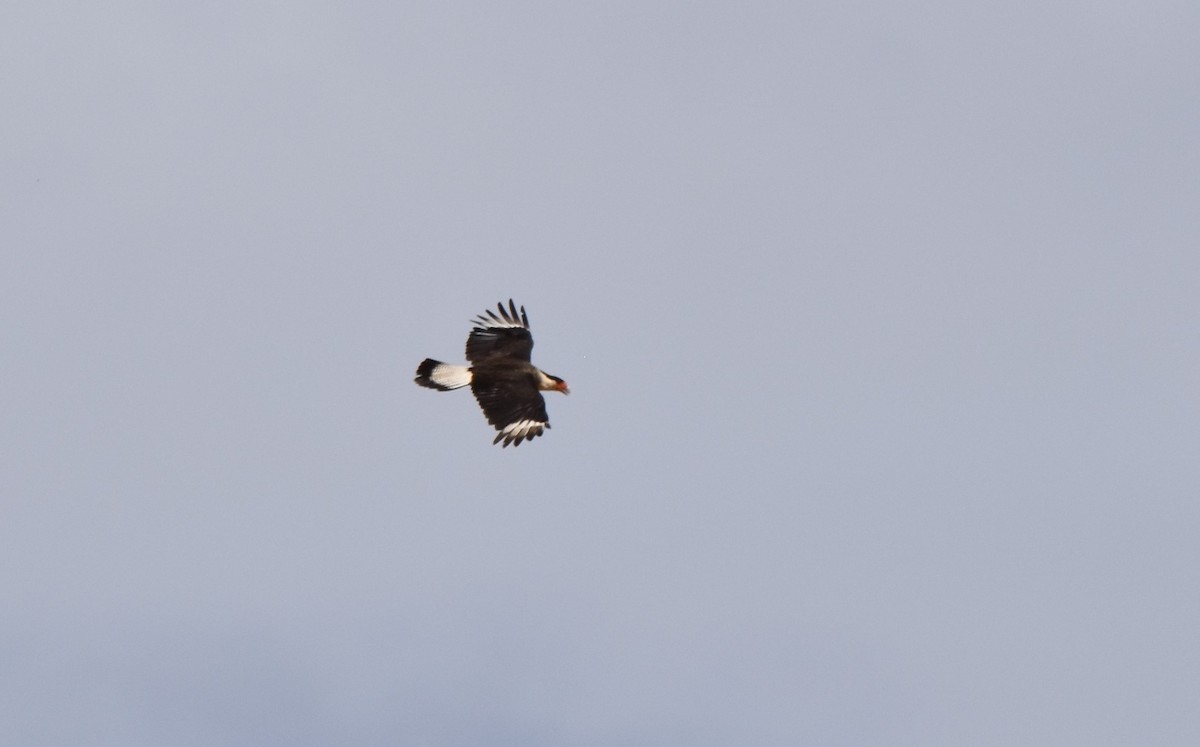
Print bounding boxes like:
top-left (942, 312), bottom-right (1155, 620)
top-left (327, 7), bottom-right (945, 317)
top-left (414, 359), bottom-right (472, 391)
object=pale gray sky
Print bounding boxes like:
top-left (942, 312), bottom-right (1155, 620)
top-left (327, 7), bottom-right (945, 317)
top-left (3, 2), bottom-right (1199, 745)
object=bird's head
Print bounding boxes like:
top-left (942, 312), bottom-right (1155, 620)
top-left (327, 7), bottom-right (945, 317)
top-left (539, 371), bottom-right (570, 395)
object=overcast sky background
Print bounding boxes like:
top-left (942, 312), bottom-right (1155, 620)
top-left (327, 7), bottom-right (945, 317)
top-left (3, 2), bottom-right (1199, 745)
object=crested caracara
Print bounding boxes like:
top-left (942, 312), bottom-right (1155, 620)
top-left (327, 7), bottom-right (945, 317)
top-left (415, 299), bottom-right (569, 447)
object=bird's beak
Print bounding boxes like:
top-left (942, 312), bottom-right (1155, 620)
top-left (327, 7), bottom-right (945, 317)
top-left (558, 382), bottom-right (571, 395)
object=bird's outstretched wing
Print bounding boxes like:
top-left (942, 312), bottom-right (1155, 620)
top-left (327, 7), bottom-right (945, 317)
top-left (465, 299), bottom-right (533, 363)
top-left (470, 368), bottom-right (550, 447)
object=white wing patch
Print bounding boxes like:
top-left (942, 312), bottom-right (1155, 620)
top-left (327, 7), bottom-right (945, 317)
top-left (494, 418), bottom-right (548, 447)
top-left (472, 316), bottom-right (524, 330)
top-left (428, 363), bottom-right (472, 390)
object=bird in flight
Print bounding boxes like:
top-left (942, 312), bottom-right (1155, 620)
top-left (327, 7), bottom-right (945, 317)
top-left (415, 299), bottom-right (570, 447)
